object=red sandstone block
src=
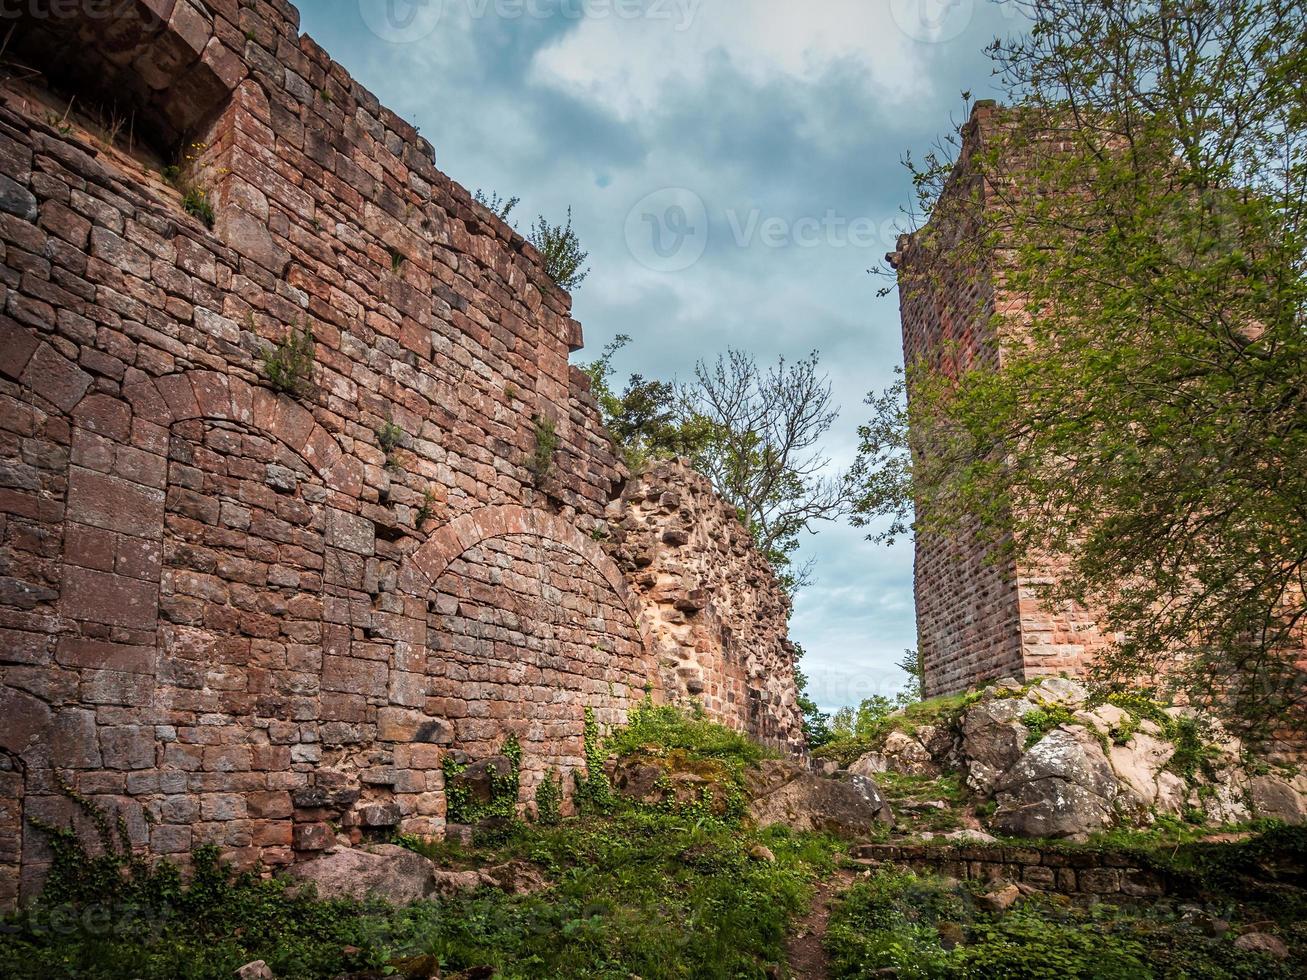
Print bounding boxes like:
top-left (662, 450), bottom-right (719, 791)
top-left (79, 668), bottom-right (154, 707)
top-left (62, 566), bottom-right (158, 630)
top-left (66, 469), bottom-right (164, 539)
top-left (154, 373), bottom-right (201, 421)
top-left (57, 636), bottom-right (154, 674)
top-left (0, 318), bottom-right (38, 380)
top-left (20, 344), bottom-right (91, 412)
top-left (65, 522), bottom-right (115, 572)
top-left (72, 393), bottom-right (132, 442)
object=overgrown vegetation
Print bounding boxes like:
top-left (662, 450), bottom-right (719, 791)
top-left (826, 865), bottom-right (1303, 979)
top-left (443, 734), bottom-right (522, 825)
top-left (260, 321), bottom-right (316, 398)
top-left (162, 142), bottom-right (216, 229)
top-left (853, 0), bottom-right (1307, 739)
top-left (527, 413), bottom-right (560, 486)
top-left (578, 336), bottom-right (853, 594)
top-left (816, 689), bottom-right (983, 768)
top-left (377, 419), bottom-right (405, 471)
top-left (527, 207), bottom-right (589, 291)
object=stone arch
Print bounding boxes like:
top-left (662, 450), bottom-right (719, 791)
top-left (398, 505), bottom-right (640, 618)
top-left (1, 330), bottom-right (365, 873)
top-left (391, 506), bottom-right (657, 829)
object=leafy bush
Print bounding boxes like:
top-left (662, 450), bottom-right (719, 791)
top-left (528, 207), bottom-right (589, 290)
top-left (261, 322), bottom-right (316, 397)
top-left (826, 866), bottom-right (1298, 979)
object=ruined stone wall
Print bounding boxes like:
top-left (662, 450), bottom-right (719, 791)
top-left (0, 0), bottom-right (801, 906)
top-left (893, 101), bottom-right (1112, 697)
top-left (604, 459), bottom-right (804, 753)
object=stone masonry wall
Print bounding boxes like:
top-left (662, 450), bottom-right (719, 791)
top-left (853, 842), bottom-right (1171, 900)
top-left (891, 101), bottom-right (1113, 697)
top-left (0, 0), bottom-right (801, 906)
top-left (604, 459), bottom-right (804, 753)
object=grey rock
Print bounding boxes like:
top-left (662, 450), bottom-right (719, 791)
top-left (746, 759), bottom-right (892, 836)
top-left (1233, 932), bottom-right (1289, 960)
top-left (0, 174), bottom-right (37, 221)
top-left (960, 698), bottom-right (1036, 794)
top-left (1249, 774), bottom-right (1307, 825)
top-left (283, 844), bottom-right (440, 904)
top-left (992, 727), bottom-right (1120, 838)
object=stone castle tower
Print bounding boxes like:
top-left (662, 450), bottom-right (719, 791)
top-left (890, 101), bottom-right (1115, 699)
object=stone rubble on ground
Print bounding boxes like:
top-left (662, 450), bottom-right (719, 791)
top-left (849, 676), bottom-right (1307, 839)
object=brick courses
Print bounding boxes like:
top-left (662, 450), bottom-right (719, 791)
top-left (0, 0), bottom-right (801, 906)
top-left (891, 102), bottom-right (1115, 697)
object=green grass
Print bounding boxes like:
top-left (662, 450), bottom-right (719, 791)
top-left (826, 866), bottom-right (1302, 979)
top-left (814, 690), bottom-right (985, 768)
top-left (2, 813), bottom-right (845, 980)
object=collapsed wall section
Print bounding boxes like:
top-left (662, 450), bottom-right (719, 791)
top-left (0, 0), bottom-right (803, 906)
top-left (604, 459), bottom-right (805, 753)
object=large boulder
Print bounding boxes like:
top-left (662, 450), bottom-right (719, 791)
top-left (850, 730), bottom-right (939, 778)
top-left (283, 844), bottom-right (546, 904)
top-left (992, 726), bottom-right (1121, 839)
top-left (1108, 731), bottom-right (1177, 813)
top-left (746, 759), bottom-right (892, 836)
top-left (960, 697), bottom-right (1037, 795)
top-left (1249, 774), bottom-right (1307, 825)
top-left (283, 844), bottom-right (441, 904)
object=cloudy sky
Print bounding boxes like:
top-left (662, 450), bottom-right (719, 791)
top-left (301, 0), bottom-right (1026, 712)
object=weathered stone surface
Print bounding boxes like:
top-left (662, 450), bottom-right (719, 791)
top-left (450, 756), bottom-right (514, 807)
top-left (746, 759), bottom-right (892, 836)
top-left (851, 730), bottom-right (939, 779)
top-left (1248, 774), bottom-right (1307, 825)
top-left (960, 697), bottom-right (1036, 795)
top-left (283, 844), bottom-right (439, 904)
top-left (992, 727), bottom-right (1120, 839)
top-left (0, 0), bottom-right (801, 905)
top-left (1232, 932), bottom-right (1289, 960)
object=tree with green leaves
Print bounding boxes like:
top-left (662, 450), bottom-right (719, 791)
top-left (473, 189), bottom-right (588, 291)
top-left (581, 338), bottom-right (852, 594)
top-left (579, 335), bottom-right (715, 470)
top-left (855, 0), bottom-right (1307, 738)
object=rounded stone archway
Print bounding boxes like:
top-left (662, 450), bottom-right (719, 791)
top-left (395, 506), bottom-right (657, 808)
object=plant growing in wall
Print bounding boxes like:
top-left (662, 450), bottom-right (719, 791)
top-left (164, 141), bottom-right (217, 230)
top-left (527, 413), bottom-right (560, 486)
top-left (260, 321), bottom-right (316, 398)
top-left (534, 769), bottom-right (563, 826)
top-left (473, 188), bottom-right (520, 222)
top-left (528, 207), bottom-right (589, 291)
top-left (415, 488), bottom-right (437, 529)
top-left (377, 420), bottom-right (405, 472)
top-left (442, 735), bottom-right (523, 824)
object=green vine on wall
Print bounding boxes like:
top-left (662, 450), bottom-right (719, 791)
top-left (573, 707), bottom-right (616, 814)
top-left (443, 734), bottom-right (523, 825)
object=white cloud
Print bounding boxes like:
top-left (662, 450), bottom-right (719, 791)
top-left (531, 0), bottom-right (932, 121)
